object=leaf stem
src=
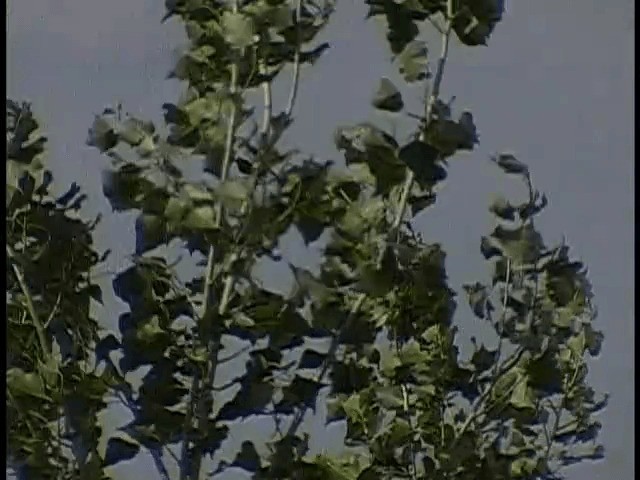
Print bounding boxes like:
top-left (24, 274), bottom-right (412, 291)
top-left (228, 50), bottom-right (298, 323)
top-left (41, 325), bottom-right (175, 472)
top-left (392, 0), bottom-right (454, 231)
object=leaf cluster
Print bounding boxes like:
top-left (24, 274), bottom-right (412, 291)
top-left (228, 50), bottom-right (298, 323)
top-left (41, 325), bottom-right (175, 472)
top-left (7, 100), bottom-right (109, 479)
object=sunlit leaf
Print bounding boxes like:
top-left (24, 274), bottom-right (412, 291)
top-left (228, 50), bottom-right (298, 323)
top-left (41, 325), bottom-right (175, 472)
top-left (397, 40), bottom-right (428, 83)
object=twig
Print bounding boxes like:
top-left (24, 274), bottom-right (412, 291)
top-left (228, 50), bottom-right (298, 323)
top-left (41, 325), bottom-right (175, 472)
top-left (282, 293), bottom-right (366, 441)
top-left (543, 400), bottom-right (562, 466)
top-left (150, 449), bottom-right (171, 480)
top-left (7, 244), bottom-right (50, 358)
top-left (392, 0), bottom-right (454, 231)
top-left (450, 346), bottom-right (526, 451)
top-left (259, 58), bottom-right (272, 139)
top-left (491, 257), bottom-right (511, 380)
top-left (44, 292), bottom-right (63, 329)
top-left (284, 0), bottom-right (302, 118)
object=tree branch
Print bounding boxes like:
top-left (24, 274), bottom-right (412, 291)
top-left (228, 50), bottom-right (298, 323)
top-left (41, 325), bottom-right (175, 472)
top-left (7, 244), bottom-right (50, 358)
top-left (392, 0), bottom-right (454, 231)
top-left (184, 2), bottom-right (242, 478)
top-left (284, 0), bottom-right (303, 118)
top-left (282, 293), bottom-right (366, 441)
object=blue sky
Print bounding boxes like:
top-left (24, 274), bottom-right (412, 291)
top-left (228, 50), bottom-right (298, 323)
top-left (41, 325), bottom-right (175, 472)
top-left (8, 1), bottom-right (634, 479)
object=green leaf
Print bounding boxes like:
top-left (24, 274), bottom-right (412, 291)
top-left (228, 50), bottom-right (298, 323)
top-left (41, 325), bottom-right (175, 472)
top-left (492, 153), bottom-right (529, 176)
top-left (7, 368), bottom-right (51, 401)
top-left (489, 194), bottom-right (517, 221)
top-left (396, 40), bottom-right (428, 83)
top-left (452, 0), bottom-right (504, 47)
top-left (341, 393), bottom-right (363, 421)
top-left (469, 341), bottom-right (497, 373)
top-left (567, 330), bottom-right (586, 357)
top-left (295, 213), bottom-right (326, 245)
top-left (216, 178), bottom-right (250, 207)
top-left (103, 436), bottom-right (140, 467)
top-left (398, 140), bottom-right (445, 187)
top-left (509, 457), bottom-right (539, 477)
top-left (164, 196), bottom-right (190, 224)
top-left (426, 112), bottom-right (478, 156)
top-left (222, 11), bottom-right (257, 49)
top-left (378, 345), bottom-right (401, 377)
top-left (228, 440), bottom-right (264, 473)
top-left (409, 192), bottom-right (437, 216)
top-left (182, 204), bottom-right (216, 230)
top-left (135, 213), bottom-right (167, 254)
top-left (135, 135), bottom-right (156, 158)
top-left (376, 385), bottom-right (404, 409)
top-left (289, 266), bottom-right (332, 307)
top-left (118, 117), bottom-right (153, 146)
top-left (339, 197), bottom-right (386, 238)
top-left (372, 78), bottom-right (404, 112)
top-left (87, 115), bottom-right (119, 152)
top-left (584, 324), bottom-right (603, 356)
top-left (484, 223), bottom-right (544, 264)
top-left (463, 282), bottom-right (491, 319)
top-left (509, 376), bottom-right (535, 410)
top-left (102, 165), bottom-right (154, 212)
top-left (492, 369), bottom-right (520, 402)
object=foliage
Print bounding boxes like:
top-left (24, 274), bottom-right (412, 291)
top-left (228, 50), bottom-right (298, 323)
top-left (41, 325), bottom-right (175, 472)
top-left (8, 0), bottom-right (606, 479)
top-left (6, 100), bottom-right (109, 479)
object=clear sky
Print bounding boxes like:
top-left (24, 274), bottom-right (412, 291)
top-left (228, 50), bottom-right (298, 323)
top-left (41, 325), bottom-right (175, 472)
top-left (7, 1), bottom-right (634, 479)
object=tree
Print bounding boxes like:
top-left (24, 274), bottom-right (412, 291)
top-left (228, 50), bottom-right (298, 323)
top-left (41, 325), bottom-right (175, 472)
top-left (7, 100), bottom-right (108, 479)
top-left (7, 0), bottom-right (607, 479)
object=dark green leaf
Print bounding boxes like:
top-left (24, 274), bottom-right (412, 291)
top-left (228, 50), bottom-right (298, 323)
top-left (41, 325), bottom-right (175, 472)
top-left (135, 213), bottom-right (168, 254)
top-left (289, 266), bottom-right (332, 307)
top-left (489, 195), bottom-right (517, 221)
top-left (7, 368), bottom-right (50, 401)
top-left (409, 192), bottom-right (437, 216)
top-left (398, 140), bottom-right (445, 187)
top-left (492, 153), bottom-right (529, 176)
top-left (279, 376), bottom-right (324, 410)
top-left (295, 214), bottom-right (326, 245)
top-left (372, 78), bottom-right (404, 112)
top-left (470, 342), bottom-right (498, 373)
top-left (463, 282), bottom-right (492, 319)
top-left (103, 437), bottom-right (140, 467)
top-left (87, 116), bottom-right (119, 152)
top-left (102, 165), bottom-right (154, 212)
top-left (230, 441), bottom-right (263, 473)
top-left (299, 349), bottom-right (326, 370)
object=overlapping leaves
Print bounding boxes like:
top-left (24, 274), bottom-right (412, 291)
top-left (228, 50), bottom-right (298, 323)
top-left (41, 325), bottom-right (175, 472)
top-left (7, 101), bottom-right (109, 479)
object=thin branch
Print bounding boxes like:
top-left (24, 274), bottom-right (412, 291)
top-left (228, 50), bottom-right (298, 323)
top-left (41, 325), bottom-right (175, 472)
top-left (450, 346), bottom-right (526, 451)
top-left (282, 293), bottom-right (366, 441)
top-left (284, 0), bottom-right (302, 118)
top-left (44, 292), bottom-right (63, 329)
top-left (392, 0), bottom-right (454, 231)
top-left (543, 401), bottom-right (562, 465)
top-left (150, 449), bottom-right (171, 480)
top-left (259, 58), bottom-right (272, 140)
top-left (7, 244), bottom-right (50, 358)
top-left (185, 2), bottom-right (242, 478)
top-left (491, 257), bottom-right (511, 380)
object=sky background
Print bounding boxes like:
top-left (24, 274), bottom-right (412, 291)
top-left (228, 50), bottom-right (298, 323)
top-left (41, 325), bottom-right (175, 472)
top-left (7, 0), bottom-right (634, 479)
